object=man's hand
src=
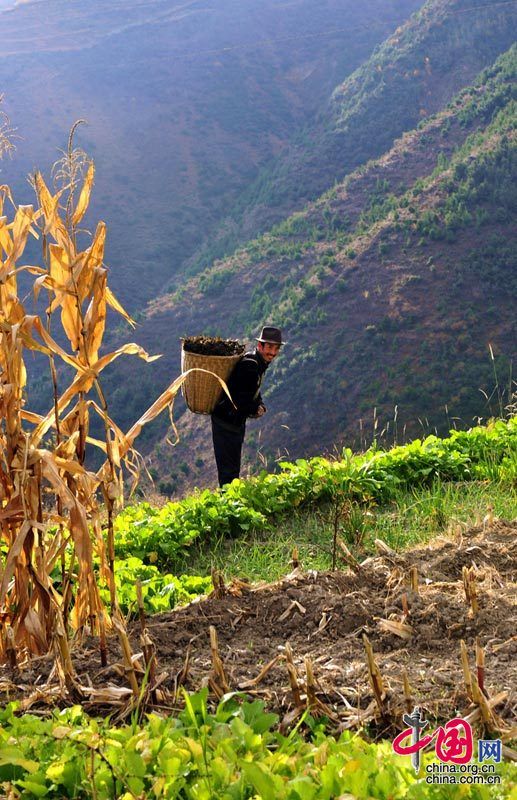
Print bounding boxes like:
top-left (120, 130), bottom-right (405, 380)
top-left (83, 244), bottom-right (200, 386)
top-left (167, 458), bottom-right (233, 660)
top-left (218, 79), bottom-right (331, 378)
top-left (250, 404), bottom-right (267, 418)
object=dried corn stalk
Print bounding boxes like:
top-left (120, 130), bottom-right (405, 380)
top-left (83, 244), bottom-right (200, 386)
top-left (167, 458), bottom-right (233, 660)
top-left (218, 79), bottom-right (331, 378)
top-left (475, 638), bottom-right (485, 695)
top-left (285, 642), bottom-right (303, 709)
top-left (462, 566), bottom-right (479, 616)
top-left (460, 640), bottom-right (473, 700)
top-left (409, 566), bottom-right (419, 594)
top-left (0, 141), bottom-right (199, 667)
top-left (362, 634), bottom-right (385, 714)
top-left (402, 669), bottom-right (412, 712)
top-left (377, 618), bottom-right (413, 640)
top-left (336, 537), bottom-right (360, 571)
top-left (208, 625), bottom-right (230, 695)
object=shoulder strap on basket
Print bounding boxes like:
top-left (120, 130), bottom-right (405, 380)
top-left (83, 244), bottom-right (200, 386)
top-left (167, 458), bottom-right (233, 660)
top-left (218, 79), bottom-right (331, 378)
top-left (240, 352), bottom-right (263, 396)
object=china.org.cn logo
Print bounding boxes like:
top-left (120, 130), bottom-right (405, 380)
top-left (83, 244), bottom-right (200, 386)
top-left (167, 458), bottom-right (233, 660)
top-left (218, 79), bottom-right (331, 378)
top-left (392, 707), bottom-right (502, 785)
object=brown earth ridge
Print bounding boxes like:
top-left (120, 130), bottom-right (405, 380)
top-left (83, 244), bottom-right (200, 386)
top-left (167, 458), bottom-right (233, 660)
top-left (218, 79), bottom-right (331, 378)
top-left (3, 521), bottom-right (516, 738)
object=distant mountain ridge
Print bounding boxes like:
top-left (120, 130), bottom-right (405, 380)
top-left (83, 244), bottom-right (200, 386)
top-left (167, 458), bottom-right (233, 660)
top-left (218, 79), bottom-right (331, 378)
top-left (173, 0), bottom-right (517, 287)
top-left (0, 0), bottom-right (420, 305)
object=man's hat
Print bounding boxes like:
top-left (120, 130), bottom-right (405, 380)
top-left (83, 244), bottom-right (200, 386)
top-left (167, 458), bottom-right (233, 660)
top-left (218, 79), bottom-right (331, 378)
top-left (256, 326), bottom-right (285, 345)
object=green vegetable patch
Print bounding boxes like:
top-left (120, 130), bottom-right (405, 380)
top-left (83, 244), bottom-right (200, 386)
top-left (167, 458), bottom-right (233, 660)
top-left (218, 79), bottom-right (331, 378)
top-left (0, 694), bottom-right (514, 799)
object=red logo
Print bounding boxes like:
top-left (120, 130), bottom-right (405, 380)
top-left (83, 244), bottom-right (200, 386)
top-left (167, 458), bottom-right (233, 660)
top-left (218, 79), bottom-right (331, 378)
top-left (393, 708), bottom-right (473, 770)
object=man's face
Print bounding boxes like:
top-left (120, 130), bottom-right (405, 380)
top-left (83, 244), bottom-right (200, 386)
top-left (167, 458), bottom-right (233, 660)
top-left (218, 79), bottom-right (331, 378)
top-left (257, 341), bottom-right (281, 363)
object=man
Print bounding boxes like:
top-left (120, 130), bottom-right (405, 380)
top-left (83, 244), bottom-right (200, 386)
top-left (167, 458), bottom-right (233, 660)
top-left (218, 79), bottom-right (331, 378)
top-left (211, 325), bottom-right (284, 487)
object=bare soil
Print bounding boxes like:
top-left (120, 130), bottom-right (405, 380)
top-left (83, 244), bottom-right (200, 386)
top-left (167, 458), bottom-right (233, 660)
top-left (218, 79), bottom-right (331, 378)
top-left (3, 521), bottom-right (516, 734)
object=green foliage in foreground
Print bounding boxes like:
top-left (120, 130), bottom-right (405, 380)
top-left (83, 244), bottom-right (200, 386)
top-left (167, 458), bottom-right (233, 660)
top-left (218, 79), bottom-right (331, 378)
top-left (114, 419), bottom-right (516, 568)
top-left (0, 692), bottom-right (514, 799)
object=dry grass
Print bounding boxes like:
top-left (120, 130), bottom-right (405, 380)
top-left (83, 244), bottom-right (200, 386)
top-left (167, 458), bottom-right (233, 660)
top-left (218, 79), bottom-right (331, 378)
top-left (0, 95), bottom-right (16, 160)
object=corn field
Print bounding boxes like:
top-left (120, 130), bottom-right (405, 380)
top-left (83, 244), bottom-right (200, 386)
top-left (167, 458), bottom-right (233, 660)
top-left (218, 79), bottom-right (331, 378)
top-left (0, 133), bottom-right (190, 672)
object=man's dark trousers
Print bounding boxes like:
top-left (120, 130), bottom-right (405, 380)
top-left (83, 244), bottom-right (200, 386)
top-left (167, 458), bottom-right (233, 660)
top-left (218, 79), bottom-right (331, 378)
top-left (211, 417), bottom-right (245, 487)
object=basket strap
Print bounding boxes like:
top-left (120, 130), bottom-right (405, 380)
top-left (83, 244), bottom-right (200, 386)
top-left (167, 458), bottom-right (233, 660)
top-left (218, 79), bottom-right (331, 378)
top-left (240, 354), bottom-right (263, 399)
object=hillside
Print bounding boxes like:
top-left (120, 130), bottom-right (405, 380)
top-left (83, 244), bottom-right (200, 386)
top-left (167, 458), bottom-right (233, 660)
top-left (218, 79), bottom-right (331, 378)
top-left (1, 419), bottom-right (516, 742)
top-left (12, 1), bottom-right (516, 494)
top-left (0, 370), bottom-right (515, 796)
top-left (8, 522), bottom-right (517, 735)
top-left (170, 0), bottom-right (517, 285)
top-left (1, 3), bottom-right (516, 786)
top-left (0, 0), bottom-right (419, 307)
top-left (99, 44), bottom-right (516, 494)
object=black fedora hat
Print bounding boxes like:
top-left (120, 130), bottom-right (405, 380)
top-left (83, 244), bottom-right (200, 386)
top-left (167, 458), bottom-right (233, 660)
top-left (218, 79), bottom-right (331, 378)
top-left (256, 326), bottom-right (285, 345)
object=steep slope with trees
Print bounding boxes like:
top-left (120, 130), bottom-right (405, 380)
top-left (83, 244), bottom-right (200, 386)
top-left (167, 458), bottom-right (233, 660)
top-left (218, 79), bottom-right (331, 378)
top-left (174, 0), bottom-right (517, 285)
top-left (138, 46), bottom-right (516, 493)
top-left (16, 2), bottom-right (516, 493)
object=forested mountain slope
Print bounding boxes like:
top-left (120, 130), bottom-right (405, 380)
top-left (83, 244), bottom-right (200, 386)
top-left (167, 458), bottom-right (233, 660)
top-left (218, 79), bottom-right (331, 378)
top-left (13, 2), bottom-right (515, 494)
top-left (175, 0), bottom-right (517, 284)
top-left (140, 46), bottom-right (516, 493)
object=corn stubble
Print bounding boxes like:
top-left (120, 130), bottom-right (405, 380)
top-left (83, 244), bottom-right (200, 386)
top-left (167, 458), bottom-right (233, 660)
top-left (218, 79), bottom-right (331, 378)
top-left (0, 151), bottom-right (189, 676)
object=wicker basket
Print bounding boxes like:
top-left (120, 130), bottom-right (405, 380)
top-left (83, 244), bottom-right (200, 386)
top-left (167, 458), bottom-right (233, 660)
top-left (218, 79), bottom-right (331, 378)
top-left (181, 347), bottom-right (242, 414)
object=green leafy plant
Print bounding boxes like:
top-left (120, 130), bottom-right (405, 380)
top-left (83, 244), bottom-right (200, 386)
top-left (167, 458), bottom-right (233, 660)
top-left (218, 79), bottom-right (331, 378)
top-left (113, 419), bottom-right (516, 570)
top-left (0, 695), bottom-right (514, 798)
top-left (98, 557), bottom-right (212, 615)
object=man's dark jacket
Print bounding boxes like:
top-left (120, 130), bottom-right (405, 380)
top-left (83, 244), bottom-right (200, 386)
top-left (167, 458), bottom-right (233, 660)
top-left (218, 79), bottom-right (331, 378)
top-left (211, 349), bottom-right (268, 431)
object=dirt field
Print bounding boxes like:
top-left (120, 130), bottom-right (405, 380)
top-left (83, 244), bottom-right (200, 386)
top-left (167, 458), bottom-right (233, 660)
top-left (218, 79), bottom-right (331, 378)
top-left (3, 521), bottom-right (516, 736)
